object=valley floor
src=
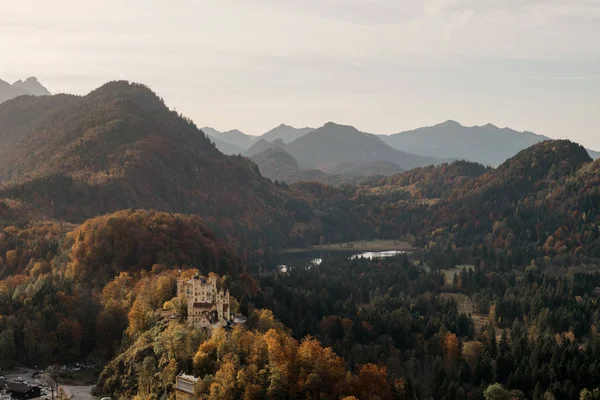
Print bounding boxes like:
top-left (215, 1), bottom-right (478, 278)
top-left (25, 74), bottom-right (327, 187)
top-left (282, 239), bottom-right (415, 253)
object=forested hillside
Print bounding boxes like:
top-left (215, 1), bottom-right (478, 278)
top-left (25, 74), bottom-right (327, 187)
top-left (2, 81), bottom-right (600, 400)
top-left (0, 210), bottom-right (248, 367)
top-left (0, 82), bottom-right (365, 253)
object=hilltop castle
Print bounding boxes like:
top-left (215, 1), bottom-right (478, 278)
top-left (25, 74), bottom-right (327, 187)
top-left (177, 274), bottom-right (231, 330)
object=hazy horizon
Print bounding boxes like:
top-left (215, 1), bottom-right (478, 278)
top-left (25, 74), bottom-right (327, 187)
top-left (2, 0), bottom-right (599, 149)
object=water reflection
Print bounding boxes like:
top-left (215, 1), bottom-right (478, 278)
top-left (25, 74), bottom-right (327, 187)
top-left (273, 251), bottom-right (408, 274)
top-left (349, 250), bottom-right (408, 260)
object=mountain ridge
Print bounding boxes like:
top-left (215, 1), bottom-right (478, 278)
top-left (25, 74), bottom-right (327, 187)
top-left (0, 81), bottom-right (336, 252)
top-left (0, 76), bottom-right (50, 104)
top-left (380, 120), bottom-right (599, 164)
top-left (261, 123), bottom-right (315, 143)
top-left (284, 121), bottom-right (443, 171)
top-left (199, 119), bottom-right (600, 167)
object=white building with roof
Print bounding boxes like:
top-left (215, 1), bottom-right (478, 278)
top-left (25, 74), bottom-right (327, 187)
top-left (175, 372), bottom-right (199, 400)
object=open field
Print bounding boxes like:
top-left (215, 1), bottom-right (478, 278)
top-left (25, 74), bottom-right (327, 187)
top-left (441, 292), bottom-right (505, 337)
top-left (282, 239), bottom-right (416, 254)
top-left (442, 265), bottom-right (474, 284)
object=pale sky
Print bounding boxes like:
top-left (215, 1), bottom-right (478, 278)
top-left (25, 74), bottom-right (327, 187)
top-left (1, 0), bottom-right (599, 149)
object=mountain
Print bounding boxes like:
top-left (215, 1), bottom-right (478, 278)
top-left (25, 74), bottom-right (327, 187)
top-left (380, 120), bottom-right (600, 165)
top-left (285, 122), bottom-right (443, 170)
top-left (364, 160), bottom-right (490, 199)
top-left (0, 81), bottom-right (338, 252)
top-left (249, 147), bottom-right (327, 183)
top-left (260, 123), bottom-right (314, 143)
top-left (356, 139), bottom-right (596, 252)
top-left (244, 138), bottom-right (287, 158)
top-left (11, 77), bottom-right (51, 96)
top-left (248, 139), bottom-right (404, 184)
top-left (588, 149), bottom-right (600, 159)
top-left (201, 126), bottom-right (255, 149)
top-left (202, 126), bottom-right (245, 154)
top-left (205, 134), bottom-right (245, 155)
top-left (221, 129), bottom-right (255, 148)
top-left (0, 76), bottom-right (50, 104)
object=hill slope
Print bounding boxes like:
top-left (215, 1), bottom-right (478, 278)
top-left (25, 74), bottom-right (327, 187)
top-left (205, 134), bottom-right (245, 155)
top-left (249, 146), bottom-right (299, 182)
top-left (323, 161), bottom-right (403, 177)
top-left (244, 138), bottom-right (287, 158)
top-left (248, 142), bottom-right (404, 184)
top-left (361, 140), bottom-right (597, 258)
top-left (0, 81), bottom-right (332, 251)
top-left (249, 147), bottom-right (328, 184)
top-left (381, 120), bottom-right (599, 165)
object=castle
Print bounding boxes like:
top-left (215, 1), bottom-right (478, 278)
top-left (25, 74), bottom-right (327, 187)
top-left (177, 274), bottom-right (231, 330)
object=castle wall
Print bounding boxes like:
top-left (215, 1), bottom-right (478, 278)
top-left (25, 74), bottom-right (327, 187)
top-left (177, 275), bottom-right (230, 327)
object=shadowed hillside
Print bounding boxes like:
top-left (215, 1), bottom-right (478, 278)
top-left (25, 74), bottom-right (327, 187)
top-left (0, 82), bottom-right (342, 252)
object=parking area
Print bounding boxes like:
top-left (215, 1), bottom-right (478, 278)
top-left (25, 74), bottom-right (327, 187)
top-left (0, 367), bottom-right (99, 399)
top-left (1, 367), bottom-right (48, 399)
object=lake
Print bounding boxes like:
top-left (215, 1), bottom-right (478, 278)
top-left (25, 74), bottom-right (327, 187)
top-left (270, 249), bottom-right (411, 273)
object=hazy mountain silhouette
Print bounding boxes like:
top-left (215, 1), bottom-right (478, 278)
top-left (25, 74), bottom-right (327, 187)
top-left (380, 120), bottom-right (599, 165)
top-left (201, 126), bottom-right (255, 149)
top-left (204, 132), bottom-right (245, 155)
top-left (249, 147), bottom-right (328, 183)
top-left (260, 123), bottom-right (315, 143)
top-left (284, 122), bottom-right (443, 170)
top-left (323, 161), bottom-right (403, 177)
top-left (0, 76), bottom-right (51, 104)
top-left (245, 138), bottom-right (287, 158)
top-left (249, 146), bottom-right (402, 185)
top-left (12, 77), bottom-right (51, 96)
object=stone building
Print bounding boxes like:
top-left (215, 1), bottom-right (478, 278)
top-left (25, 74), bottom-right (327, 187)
top-left (174, 372), bottom-right (198, 400)
top-left (177, 274), bottom-right (230, 330)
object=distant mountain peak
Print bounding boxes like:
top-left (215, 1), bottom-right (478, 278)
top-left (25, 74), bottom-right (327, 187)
top-left (224, 129), bottom-right (246, 135)
top-left (322, 121), bottom-right (359, 132)
top-left (260, 124), bottom-right (315, 144)
top-left (14, 76), bottom-right (41, 85)
top-left (438, 120), bottom-right (462, 127)
top-left (1, 76), bottom-right (51, 104)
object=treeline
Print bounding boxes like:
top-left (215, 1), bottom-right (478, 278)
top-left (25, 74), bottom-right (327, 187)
top-left (251, 254), bottom-right (600, 399)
